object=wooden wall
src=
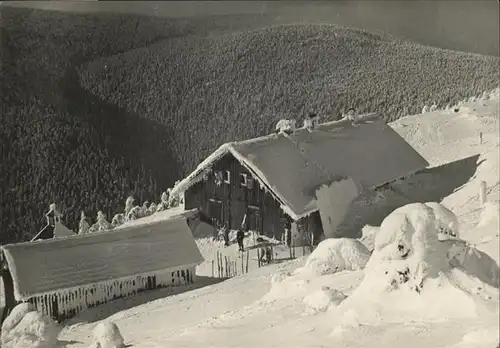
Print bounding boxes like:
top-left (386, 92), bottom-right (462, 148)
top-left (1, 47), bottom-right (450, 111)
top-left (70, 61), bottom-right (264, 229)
top-left (185, 153), bottom-right (287, 239)
top-left (25, 265), bottom-right (196, 322)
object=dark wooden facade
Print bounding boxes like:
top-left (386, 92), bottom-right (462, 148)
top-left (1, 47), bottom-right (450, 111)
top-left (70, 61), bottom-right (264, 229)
top-left (184, 153), bottom-right (324, 243)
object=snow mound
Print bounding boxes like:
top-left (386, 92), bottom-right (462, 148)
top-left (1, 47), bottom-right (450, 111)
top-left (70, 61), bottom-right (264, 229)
top-left (329, 203), bottom-right (499, 327)
top-left (1, 305), bottom-right (60, 348)
top-left (477, 201), bottom-right (500, 228)
top-left (90, 321), bottom-right (125, 348)
top-left (303, 286), bottom-right (347, 313)
top-left (300, 238), bottom-right (371, 276)
top-left (1, 303), bottom-right (34, 334)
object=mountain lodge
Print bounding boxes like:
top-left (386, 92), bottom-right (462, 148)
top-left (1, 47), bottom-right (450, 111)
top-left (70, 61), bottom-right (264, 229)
top-left (170, 113), bottom-right (429, 245)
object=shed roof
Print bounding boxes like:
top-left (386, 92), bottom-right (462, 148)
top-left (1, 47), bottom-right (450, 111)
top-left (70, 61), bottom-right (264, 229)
top-left (171, 114), bottom-right (429, 220)
top-left (1, 216), bottom-right (204, 300)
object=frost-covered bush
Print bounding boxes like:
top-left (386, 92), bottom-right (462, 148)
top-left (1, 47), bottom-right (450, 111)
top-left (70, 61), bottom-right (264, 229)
top-left (302, 238), bottom-right (371, 276)
top-left (89, 321), bottom-right (125, 348)
top-left (1, 304), bottom-right (60, 348)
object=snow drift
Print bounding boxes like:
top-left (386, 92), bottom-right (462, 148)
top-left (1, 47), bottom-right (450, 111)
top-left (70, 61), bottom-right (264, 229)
top-left (329, 203), bottom-right (499, 328)
top-left (298, 238), bottom-right (371, 276)
top-left (89, 321), bottom-right (125, 348)
top-left (1, 303), bottom-right (61, 348)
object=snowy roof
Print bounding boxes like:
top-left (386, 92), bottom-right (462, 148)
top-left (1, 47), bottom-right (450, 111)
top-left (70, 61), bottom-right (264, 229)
top-left (113, 207), bottom-right (199, 230)
top-left (1, 216), bottom-right (204, 300)
top-left (171, 114), bottom-right (429, 220)
top-left (31, 222), bottom-right (76, 242)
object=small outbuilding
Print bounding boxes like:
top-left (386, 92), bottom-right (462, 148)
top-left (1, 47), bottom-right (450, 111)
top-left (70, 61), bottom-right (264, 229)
top-left (1, 215), bottom-right (204, 323)
top-left (31, 203), bottom-right (76, 241)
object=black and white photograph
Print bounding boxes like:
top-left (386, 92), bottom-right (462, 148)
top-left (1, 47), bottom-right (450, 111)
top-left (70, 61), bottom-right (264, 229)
top-left (0, 1), bottom-right (499, 347)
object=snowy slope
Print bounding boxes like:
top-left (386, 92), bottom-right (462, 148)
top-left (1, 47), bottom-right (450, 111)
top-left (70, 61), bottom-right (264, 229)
top-left (58, 89), bottom-right (499, 348)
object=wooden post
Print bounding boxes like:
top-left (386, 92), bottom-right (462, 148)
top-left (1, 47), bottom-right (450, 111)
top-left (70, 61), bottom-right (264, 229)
top-left (246, 250), bottom-right (250, 273)
top-left (212, 260), bottom-right (214, 278)
top-left (241, 252), bottom-right (244, 274)
top-left (225, 256), bottom-right (228, 278)
top-left (257, 249), bottom-right (261, 268)
top-left (479, 180), bottom-right (487, 205)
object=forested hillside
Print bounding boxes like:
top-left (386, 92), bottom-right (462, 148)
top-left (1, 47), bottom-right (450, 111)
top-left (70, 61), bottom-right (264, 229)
top-left (0, 6), bottom-right (498, 245)
top-left (79, 23), bottom-right (499, 190)
top-left (0, 6), bottom-right (275, 244)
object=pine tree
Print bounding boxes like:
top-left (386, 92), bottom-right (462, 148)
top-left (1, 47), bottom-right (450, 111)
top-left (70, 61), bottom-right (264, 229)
top-left (78, 211), bottom-right (90, 235)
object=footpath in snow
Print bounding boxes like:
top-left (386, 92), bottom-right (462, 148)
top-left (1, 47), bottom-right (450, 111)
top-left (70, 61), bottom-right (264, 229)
top-left (46, 89), bottom-right (500, 347)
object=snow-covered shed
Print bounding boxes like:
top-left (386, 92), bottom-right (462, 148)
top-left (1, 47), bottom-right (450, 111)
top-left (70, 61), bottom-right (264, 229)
top-left (170, 113), bottom-right (429, 244)
top-left (31, 203), bottom-right (76, 241)
top-left (0, 215), bottom-right (204, 322)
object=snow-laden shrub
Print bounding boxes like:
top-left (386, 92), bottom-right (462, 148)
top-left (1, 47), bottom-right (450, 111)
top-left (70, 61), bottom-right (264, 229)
top-left (90, 211), bottom-right (113, 232)
top-left (422, 105), bottom-right (429, 113)
top-left (90, 321), bottom-right (125, 348)
top-left (302, 238), bottom-right (371, 276)
top-left (429, 103), bottom-right (438, 112)
top-left (1, 305), bottom-right (60, 348)
top-left (330, 203), bottom-right (499, 328)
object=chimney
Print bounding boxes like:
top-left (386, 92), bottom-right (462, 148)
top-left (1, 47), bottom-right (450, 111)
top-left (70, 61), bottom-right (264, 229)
top-left (303, 112), bottom-right (319, 130)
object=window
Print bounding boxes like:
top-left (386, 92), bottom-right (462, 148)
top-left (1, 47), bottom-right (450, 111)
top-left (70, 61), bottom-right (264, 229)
top-left (224, 170), bottom-right (231, 184)
top-left (247, 176), bottom-right (254, 190)
top-left (240, 173), bottom-right (248, 187)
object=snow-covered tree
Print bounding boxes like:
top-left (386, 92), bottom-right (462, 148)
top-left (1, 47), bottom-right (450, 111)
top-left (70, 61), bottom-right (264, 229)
top-left (127, 206), bottom-right (142, 221)
top-left (422, 105), bottom-right (430, 114)
top-left (90, 211), bottom-right (112, 232)
top-left (124, 196), bottom-right (135, 217)
top-left (78, 211), bottom-right (90, 235)
top-left (141, 201), bottom-right (152, 217)
top-left (148, 202), bottom-right (157, 215)
top-left (429, 103), bottom-right (438, 112)
top-left (275, 119), bottom-right (296, 134)
top-left (156, 191), bottom-right (169, 212)
top-left (111, 213), bottom-right (125, 228)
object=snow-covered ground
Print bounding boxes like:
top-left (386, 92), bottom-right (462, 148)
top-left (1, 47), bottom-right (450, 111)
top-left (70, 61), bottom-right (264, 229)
top-left (44, 89), bottom-right (500, 347)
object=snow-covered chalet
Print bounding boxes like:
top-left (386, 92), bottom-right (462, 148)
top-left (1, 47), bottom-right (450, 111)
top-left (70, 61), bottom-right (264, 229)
top-left (0, 214), bottom-right (204, 322)
top-left (170, 113), bottom-right (429, 244)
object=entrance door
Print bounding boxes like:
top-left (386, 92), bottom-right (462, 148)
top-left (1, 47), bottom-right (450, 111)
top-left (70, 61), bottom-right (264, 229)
top-left (208, 199), bottom-right (223, 228)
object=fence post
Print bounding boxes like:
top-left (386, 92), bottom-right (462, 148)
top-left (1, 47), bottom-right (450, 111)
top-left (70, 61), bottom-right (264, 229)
top-left (212, 260), bottom-right (214, 278)
top-left (246, 250), bottom-right (250, 273)
top-left (257, 249), bottom-right (261, 268)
